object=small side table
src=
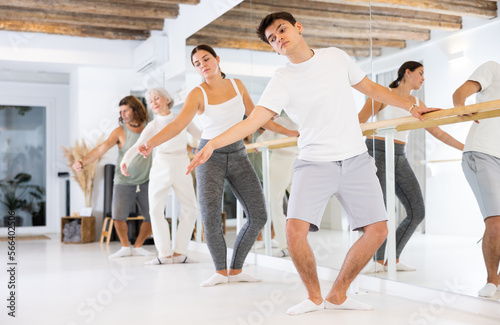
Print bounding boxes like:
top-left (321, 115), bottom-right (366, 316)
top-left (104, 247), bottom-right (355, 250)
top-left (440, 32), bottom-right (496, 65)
top-left (61, 216), bottom-right (96, 243)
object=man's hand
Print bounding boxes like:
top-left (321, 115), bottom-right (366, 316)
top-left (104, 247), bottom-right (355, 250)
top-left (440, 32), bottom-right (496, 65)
top-left (186, 142), bottom-right (215, 174)
top-left (138, 142), bottom-right (153, 158)
top-left (72, 161), bottom-right (83, 172)
top-left (287, 130), bottom-right (300, 137)
top-left (411, 106), bottom-right (441, 121)
top-left (121, 163), bottom-right (129, 176)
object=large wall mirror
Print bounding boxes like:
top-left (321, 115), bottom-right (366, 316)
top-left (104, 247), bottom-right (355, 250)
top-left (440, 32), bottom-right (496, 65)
top-left (180, 0), bottom-right (500, 303)
top-left (365, 1), bottom-right (500, 300)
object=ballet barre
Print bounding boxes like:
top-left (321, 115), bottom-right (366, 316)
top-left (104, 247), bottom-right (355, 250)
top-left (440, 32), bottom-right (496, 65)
top-left (361, 99), bottom-right (500, 280)
top-left (240, 137), bottom-right (298, 256)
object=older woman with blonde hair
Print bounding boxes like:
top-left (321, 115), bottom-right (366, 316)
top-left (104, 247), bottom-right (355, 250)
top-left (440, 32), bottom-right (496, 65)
top-left (121, 87), bottom-right (201, 265)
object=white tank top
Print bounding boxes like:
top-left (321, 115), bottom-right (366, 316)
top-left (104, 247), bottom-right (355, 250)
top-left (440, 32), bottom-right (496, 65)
top-left (197, 79), bottom-right (246, 140)
top-left (374, 95), bottom-right (420, 143)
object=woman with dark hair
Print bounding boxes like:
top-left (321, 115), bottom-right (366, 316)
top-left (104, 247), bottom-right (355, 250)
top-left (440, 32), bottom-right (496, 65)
top-left (138, 45), bottom-right (298, 286)
top-left (358, 61), bottom-right (464, 273)
top-left (73, 95), bottom-right (154, 259)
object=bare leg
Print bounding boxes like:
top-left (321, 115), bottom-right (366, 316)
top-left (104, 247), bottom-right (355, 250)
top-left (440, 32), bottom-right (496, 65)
top-left (325, 221), bottom-right (388, 304)
top-left (483, 216), bottom-right (500, 286)
top-left (114, 220), bottom-right (130, 247)
top-left (287, 219), bottom-right (323, 305)
top-left (133, 221), bottom-right (152, 248)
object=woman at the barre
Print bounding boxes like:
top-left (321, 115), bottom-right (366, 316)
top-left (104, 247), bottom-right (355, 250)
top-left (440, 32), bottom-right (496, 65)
top-left (121, 87), bottom-right (200, 265)
top-left (137, 45), bottom-right (297, 286)
top-left (358, 61), bottom-right (464, 273)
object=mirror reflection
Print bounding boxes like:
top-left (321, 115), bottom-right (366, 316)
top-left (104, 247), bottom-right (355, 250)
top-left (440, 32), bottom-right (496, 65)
top-left (189, 0), bottom-right (500, 301)
top-left (358, 2), bottom-right (500, 299)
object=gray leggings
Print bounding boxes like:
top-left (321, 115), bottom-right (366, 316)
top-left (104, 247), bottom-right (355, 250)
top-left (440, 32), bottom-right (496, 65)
top-left (196, 139), bottom-right (268, 270)
top-left (366, 139), bottom-right (425, 260)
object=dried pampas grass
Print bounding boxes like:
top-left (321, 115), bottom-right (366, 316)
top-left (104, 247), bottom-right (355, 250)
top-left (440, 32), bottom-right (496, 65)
top-left (62, 136), bottom-right (104, 207)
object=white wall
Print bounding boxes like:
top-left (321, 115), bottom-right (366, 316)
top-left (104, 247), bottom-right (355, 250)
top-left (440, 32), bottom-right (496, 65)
top-left (364, 19), bottom-right (500, 236)
top-left (0, 31), bottom-right (139, 72)
top-left (69, 67), bottom-right (144, 236)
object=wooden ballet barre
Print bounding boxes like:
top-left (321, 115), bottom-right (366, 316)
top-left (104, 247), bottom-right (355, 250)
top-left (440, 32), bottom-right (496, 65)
top-left (245, 136), bottom-right (298, 152)
top-left (361, 99), bottom-right (500, 137)
top-left (418, 158), bottom-right (462, 165)
top-left (187, 137), bottom-right (298, 159)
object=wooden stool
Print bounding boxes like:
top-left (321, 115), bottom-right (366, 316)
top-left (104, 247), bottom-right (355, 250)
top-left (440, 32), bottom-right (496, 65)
top-left (100, 215), bottom-right (145, 245)
top-left (193, 212), bottom-right (226, 242)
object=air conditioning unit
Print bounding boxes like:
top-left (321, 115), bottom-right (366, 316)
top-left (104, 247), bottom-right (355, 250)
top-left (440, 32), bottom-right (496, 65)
top-left (133, 35), bottom-right (168, 73)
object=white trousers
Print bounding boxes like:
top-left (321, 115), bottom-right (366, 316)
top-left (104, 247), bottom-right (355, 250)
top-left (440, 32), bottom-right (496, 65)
top-left (269, 152), bottom-right (296, 249)
top-left (149, 153), bottom-right (198, 256)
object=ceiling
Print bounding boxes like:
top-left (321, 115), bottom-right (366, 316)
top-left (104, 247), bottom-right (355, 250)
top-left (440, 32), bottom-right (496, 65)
top-left (0, 0), bottom-right (498, 58)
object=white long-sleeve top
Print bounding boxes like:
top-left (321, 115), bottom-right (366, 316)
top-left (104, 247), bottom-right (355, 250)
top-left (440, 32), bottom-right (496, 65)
top-left (121, 112), bottom-right (201, 167)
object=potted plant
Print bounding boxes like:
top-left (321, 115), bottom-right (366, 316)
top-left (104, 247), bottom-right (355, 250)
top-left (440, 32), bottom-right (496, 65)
top-left (26, 186), bottom-right (45, 226)
top-left (0, 172), bottom-right (42, 227)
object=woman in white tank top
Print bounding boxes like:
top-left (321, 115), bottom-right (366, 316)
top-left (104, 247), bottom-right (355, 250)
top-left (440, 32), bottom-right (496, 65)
top-left (358, 61), bottom-right (464, 273)
top-left (137, 44), bottom-right (297, 286)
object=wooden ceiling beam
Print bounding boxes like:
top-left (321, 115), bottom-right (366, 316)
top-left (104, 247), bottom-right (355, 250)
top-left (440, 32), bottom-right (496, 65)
top-left (307, 0), bottom-right (497, 19)
top-left (106, 0), bottom-right (199, 4)
top-left (249, 0), bottom-right (462, 24)
top-left (6, 0), bottom-right (179, 19)
top-left (190, 26), bottom-right (405, 49)
top-left (187, 36), bottom-right (381, 57)
top-left (232, 3), bottom-right (461, 31)
top-left (0, 19), bottom-right (149, 40)
top-left (0, 7), bottom-right (164, 31)
top-left (199, 18), bottom-right (429, 42)
top-left (187, 37), bottom-right (273, 52)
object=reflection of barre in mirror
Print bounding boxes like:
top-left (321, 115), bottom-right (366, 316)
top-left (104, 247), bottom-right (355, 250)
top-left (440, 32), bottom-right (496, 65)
top-left (252, 116), bottom-right (299, 258)
top-left (361, 97), bottom-right (500, 294)
top-left (360, 99), bottom-right (500, 137)
top-left (358, 61), bottom-right (464, 275)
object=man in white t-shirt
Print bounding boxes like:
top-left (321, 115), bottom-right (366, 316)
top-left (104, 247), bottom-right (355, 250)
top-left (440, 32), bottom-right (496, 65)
top-left (188, 12), bottom-right (435, 315)
top-left (453, 61), bottom-right (500, 299)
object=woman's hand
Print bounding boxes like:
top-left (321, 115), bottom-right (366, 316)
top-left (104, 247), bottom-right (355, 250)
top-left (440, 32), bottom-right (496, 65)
top-left (138, 142), bottom-right (153, 158)
top-left (72, 160), bottom-right (83, 172)
top-left (121, 163), bottom-right (129, 176)
top-left (187, 142), bottom-right (215, 174)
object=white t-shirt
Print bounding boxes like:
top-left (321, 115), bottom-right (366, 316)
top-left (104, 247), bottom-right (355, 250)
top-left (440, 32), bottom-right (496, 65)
top-left (463, 61), bottom-right (500, 159)
top-left (257, 47), bottom-right (367, 161)
top-left (121, 112), bottom-right (201, 166)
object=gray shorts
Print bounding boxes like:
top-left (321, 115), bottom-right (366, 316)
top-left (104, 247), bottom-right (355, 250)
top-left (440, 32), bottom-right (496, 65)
top-left (112, 181), bottom-right (151, 222)
top-left (462, 151), bottom-right (500, 219)
top-left (287, 152), bottom-right (387, 231)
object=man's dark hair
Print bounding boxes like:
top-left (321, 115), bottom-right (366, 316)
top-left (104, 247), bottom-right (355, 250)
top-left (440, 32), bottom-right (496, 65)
top-left (256, 12), bottom-right (297, 44)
